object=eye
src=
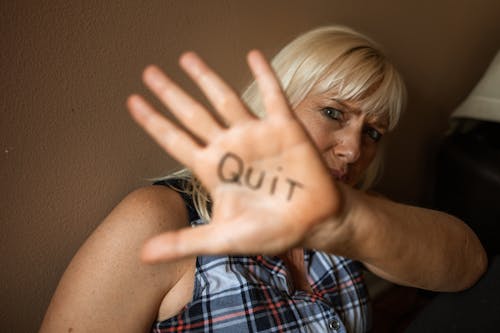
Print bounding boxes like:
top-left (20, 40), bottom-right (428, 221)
top-left (364, 127), bottom-right (383, 142)
top-left (321, 107), bottom-right (343, 121)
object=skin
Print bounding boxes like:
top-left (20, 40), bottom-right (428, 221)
top-left (40, 50), bottom-right (487, 333)
top-left (293, 93), bottom-right (385, 186)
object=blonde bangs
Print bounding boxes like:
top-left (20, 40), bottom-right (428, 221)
top-left (313, 47), bottom-right (406, 130)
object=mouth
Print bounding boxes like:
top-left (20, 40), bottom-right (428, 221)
top-left (330, 169), bottom-right (348, 183)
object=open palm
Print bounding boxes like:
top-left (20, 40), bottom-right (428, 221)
top-left (127, 51), bottom-right (341, 262)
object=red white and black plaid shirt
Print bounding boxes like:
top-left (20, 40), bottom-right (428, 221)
top-left (152, 180), bottom-right (370, 333)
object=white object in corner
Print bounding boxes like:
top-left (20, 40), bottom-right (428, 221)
top-left (451, 50), bottom-right (500, 123)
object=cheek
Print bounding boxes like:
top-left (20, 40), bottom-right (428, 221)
top-left (362, 145), bottom-right (378, 165)
top-left (350, 145), bottom-right (378, 182)
top-left (295, 112), bottom-right (329, 150)
top-left (357, 145), bottom-right (378, 171)
top-left (306, 126), bottom-right (332, 152)
top-left (304, 127), bottom-right (324, 148)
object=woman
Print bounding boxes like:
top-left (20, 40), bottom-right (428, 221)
top-left (40, 26), bottom-right (486, 333)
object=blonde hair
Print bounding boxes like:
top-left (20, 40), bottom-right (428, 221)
top-left (163, 25), bottom-right (406, 221)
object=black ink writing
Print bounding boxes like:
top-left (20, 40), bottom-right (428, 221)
top-left (217, 152), bottom-right (304, 201)
top-left (286, 179), bottom-right (304, 201)
top-left (218, 152), bottom-right (243, 183)
top-left (269, 166), bottom-right (282, 196)
top-left (245, 167), bottom-right (265, 189)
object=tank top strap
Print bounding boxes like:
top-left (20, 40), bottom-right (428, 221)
top-left (153, 178), bottom-right (204, 225)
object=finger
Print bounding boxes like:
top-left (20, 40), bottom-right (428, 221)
top-left (247, 50), bottom-right (291, 118)
top-left (140, 224), bottom-right (235, 263)
top-left (127, 94), bottom-right (201, 168)
top-left (179, 52), bottom-right (255, 126)
top-left (142, 65), bottom-right (222, 144)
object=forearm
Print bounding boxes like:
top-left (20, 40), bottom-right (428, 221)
top-left (307, 186), bottom-right (488, 291)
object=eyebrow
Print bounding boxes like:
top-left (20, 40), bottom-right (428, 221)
top-left (332, 98), bottom-right (388, 130)
top-left (331, 98), bottom-right (362, 114)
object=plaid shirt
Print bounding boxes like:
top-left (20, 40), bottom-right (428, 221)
top-left (152, 180), bottom-right (370, 333)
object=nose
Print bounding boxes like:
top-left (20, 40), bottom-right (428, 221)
top-left (332, 126), bottom-right (361, 164)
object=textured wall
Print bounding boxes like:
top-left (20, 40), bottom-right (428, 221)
top-left (1, 1), bottom-right (499, 331)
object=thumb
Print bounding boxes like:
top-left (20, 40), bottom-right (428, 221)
top-left (140, 224), bottom-right (232, 263)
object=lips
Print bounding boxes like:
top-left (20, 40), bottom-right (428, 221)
top-left (330, 169), bottom-right (348, 183)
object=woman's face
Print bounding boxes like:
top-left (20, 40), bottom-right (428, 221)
top-left (294, 91), bottom-right (388, 186)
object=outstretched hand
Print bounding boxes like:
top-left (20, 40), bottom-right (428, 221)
top-left (127, 51), bottom-right (341, 262)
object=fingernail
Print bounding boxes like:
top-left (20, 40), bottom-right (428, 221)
top-left (179, 52), bottom-right (203, 76)
top-left (179, 51), bottom-right (197, 67)
top-left (141, 238), bottom-right (172, 263)
top-left (141, 244), bottom-right (161, 262)
top-left (143, 66), bottom-right (164, 88)
top-left (127, 95), bottom-right (147, 118)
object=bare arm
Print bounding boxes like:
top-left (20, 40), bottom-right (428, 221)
top-left (40, 186), bottom-right (194, 333)
top-left (306, 185), bottom-right (487, 291)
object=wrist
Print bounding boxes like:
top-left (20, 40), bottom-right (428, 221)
top-left (303, 183), bottom-right (357, 256)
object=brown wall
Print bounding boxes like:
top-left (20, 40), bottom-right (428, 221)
top-left (1, 1), bottom-right (499, 331)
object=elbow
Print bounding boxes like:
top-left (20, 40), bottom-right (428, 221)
top-left (439, 225), bottom-right (488, 293)
top-left (456, 238), bottom-right (489, 292)
top-left (468, 245), bottom-right (488, 289)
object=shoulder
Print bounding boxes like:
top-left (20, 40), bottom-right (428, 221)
top-left (40, 185), bottom-right (194, 332)
top-left (108, 184), bottom-right (190, 231)
top-left (89, 184), bottom-right (195, 289)
top-left (87, 185), bottom-right (191, 254)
